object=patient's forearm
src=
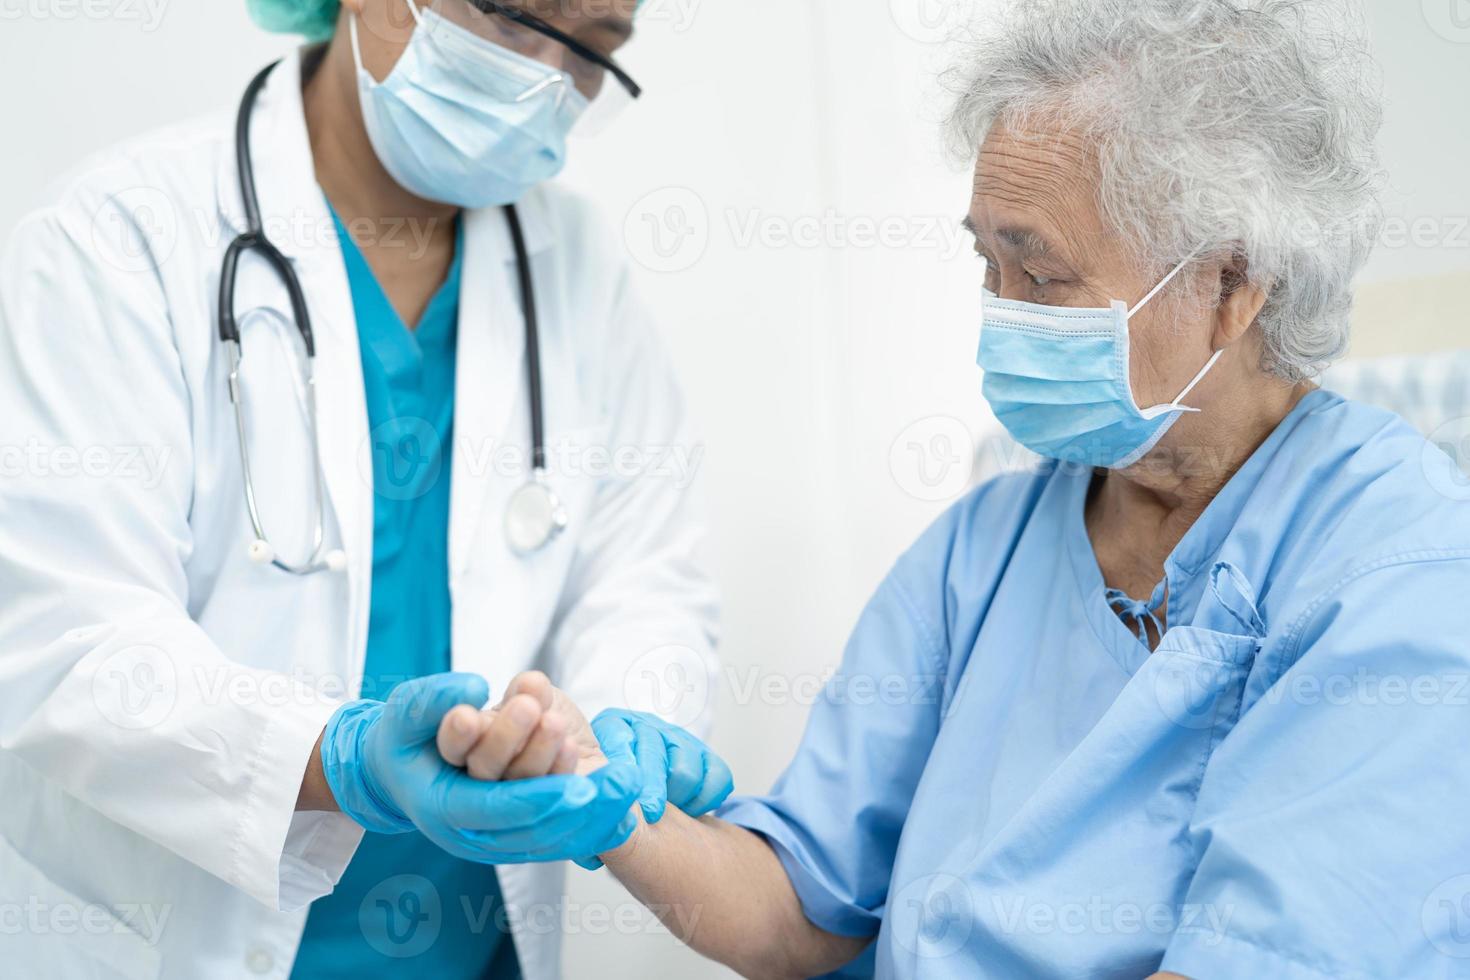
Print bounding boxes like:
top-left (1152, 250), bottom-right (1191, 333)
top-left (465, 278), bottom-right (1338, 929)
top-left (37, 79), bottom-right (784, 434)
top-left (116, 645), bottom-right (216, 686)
top-left (601, 808), bottom-right (868, 979)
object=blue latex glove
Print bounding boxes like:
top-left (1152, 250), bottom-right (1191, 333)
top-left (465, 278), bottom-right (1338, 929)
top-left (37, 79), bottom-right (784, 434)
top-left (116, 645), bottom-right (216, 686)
top-left (591, 710), bottom-right (734, 824)
top-left (321, 673), bottom-right (641, 863)
top-left (594, 708), bottom-right (734, 820)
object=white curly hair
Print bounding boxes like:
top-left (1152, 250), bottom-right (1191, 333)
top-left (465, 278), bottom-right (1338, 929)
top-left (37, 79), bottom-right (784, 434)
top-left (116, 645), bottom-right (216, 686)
top-left (945, 0), bottom-right (1385, 381)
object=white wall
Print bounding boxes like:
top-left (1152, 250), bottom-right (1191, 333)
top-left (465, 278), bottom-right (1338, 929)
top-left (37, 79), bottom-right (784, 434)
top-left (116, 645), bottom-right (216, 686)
top-left (4, 1), bottom-right (1469, 977)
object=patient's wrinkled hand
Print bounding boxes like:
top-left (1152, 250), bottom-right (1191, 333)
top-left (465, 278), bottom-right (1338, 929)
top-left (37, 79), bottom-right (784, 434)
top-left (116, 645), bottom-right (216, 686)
top-left (433, 673), bottom-right (734, 870)
top-left (435, 671), bottom-right (606, 782)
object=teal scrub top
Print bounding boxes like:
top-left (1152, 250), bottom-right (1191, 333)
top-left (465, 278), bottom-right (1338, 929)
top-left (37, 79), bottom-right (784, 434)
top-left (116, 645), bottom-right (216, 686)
top-left (291, 208), bottom-right (519, 979)
top-left (721, 390), bottom-right (1470, 978)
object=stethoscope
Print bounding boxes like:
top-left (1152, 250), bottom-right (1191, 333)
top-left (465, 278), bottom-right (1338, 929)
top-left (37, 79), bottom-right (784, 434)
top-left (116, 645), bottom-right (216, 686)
top-left (219, 60), bottom-right (566, 576)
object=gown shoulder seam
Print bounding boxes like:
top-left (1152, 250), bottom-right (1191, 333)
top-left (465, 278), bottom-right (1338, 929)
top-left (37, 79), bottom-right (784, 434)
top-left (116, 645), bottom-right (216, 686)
top-left (1274, 547), bottom-right (1470, 672)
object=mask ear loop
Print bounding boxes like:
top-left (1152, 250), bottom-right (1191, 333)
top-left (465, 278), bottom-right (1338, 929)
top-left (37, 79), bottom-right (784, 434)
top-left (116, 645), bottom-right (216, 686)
top-left (1128, 246), bottom-right (1224, 419)
top-left (1146, 347), bottom-right (1224, 418)
top-left (351, 0), bottom-right (424, 79)
top-left (1127, 246), bottom-right (1203, 319)
top-left (349, 11), bottom-right (365, 74)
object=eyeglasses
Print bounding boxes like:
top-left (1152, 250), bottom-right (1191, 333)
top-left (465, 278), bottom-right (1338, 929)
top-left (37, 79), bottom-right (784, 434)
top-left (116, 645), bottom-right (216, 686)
top-left (467, 0), bottom-right (640, 96)
top-left (447, 0), bottom-right (641, 133)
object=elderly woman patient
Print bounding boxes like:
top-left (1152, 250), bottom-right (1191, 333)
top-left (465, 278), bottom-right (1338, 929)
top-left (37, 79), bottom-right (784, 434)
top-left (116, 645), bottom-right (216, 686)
top-left (451, 0), bottom-right (1470, 976)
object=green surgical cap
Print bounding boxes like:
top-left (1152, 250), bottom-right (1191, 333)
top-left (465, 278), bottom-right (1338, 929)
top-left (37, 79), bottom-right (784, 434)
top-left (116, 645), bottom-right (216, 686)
top-left (246, 0), bottom-right (644, 41)
top-left (245, 0), bottom-right (341, 41)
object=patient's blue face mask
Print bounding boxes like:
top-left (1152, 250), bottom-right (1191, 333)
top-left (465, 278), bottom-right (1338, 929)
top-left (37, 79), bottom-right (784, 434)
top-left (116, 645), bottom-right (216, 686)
top-left (977, 252), bottom-right (1223, 469)
top-left (351, 1), bottom-right (588, 209)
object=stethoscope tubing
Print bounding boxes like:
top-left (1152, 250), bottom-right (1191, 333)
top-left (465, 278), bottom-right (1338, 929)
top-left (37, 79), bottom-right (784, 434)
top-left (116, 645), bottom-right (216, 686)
top-left (222, 59), bottom-right (556, 574)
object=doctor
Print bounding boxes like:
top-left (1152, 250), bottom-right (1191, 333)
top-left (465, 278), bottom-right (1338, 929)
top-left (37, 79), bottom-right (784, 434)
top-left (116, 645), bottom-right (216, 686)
top-left (0, 1), bottom-right (718, 978)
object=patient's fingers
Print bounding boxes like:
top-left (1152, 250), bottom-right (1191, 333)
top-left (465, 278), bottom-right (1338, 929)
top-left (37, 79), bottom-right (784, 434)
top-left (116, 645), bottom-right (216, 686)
top-left (504, 710), bottom-right (568, 780)
top-left (551, 737), bottom-right (578, 776)
top-left (501, 670), bottom-right (554, 712)
top-left (436, 703), bottom-right (484, 769)
top-left (465, 694), bottom-right (543, 781)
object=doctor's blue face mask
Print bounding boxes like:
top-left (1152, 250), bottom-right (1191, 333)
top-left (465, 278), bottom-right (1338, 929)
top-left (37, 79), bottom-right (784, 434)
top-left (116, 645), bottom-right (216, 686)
top-left (977, 251), bottom-right (1223, 470)
top-left (351, 0), bottom-right (589, 209)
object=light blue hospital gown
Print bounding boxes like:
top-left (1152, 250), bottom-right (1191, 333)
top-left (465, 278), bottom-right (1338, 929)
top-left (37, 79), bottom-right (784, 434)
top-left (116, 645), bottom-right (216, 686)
top-left (720, 389), bottom-right (1470, 979)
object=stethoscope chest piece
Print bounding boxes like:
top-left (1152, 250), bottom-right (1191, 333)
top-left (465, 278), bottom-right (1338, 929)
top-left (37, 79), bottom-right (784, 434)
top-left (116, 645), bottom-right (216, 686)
top-left (504, 472), bottom-right (568, 556)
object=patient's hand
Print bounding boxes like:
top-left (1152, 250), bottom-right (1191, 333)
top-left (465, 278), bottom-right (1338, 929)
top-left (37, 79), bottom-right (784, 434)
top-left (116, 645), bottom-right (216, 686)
top-left (434, 672), bottom-right (733, 872)
top-left (435, 671), bottom-right (607, 781)
top-left (436, 672), bottom-right (732, 834)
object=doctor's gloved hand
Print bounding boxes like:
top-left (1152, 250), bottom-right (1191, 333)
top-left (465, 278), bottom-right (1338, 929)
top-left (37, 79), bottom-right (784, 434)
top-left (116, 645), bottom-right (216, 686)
top-left (591, 709), bottom-right (735, 826)
top-left (434, 673), bottom-right (733, 870)
top-left (320, 672), bottom-right (641, 863)
top-left (564, 709), bottom-right (733, 871)
top-left (433, 672), bottom-right (637, 870)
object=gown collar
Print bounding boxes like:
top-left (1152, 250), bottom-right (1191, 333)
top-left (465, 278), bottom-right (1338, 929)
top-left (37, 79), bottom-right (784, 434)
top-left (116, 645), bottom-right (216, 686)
top-left (1063, 388), bottom-right (1336, 673)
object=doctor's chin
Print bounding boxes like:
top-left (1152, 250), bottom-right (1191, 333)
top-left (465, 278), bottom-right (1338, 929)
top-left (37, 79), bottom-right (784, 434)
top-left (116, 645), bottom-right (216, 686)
top-left (4, 0), bottom-right (1470, 978)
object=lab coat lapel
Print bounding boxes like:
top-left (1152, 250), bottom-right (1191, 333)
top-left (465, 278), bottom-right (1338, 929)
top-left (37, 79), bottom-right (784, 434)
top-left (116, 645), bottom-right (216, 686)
top-left (450, 206), bottom-right (527, 578)
top-left (217, 49), bottom-right (374, 676)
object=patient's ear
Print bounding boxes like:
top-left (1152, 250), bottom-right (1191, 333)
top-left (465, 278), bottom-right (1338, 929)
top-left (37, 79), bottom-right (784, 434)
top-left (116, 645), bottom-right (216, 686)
top-left (1212, 252), bottom-right (1268, 351)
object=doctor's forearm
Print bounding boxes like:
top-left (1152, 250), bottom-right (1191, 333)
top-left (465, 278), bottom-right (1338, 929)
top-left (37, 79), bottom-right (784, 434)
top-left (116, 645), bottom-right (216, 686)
top-left (295, 730), bottom-right (339, 811)
top-left (601, 808), bottom-right (868, 979)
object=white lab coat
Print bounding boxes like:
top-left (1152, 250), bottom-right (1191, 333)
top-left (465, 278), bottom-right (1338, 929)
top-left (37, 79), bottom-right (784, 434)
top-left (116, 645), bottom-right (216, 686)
top-left (0, 49), bottom-right (718, 980)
